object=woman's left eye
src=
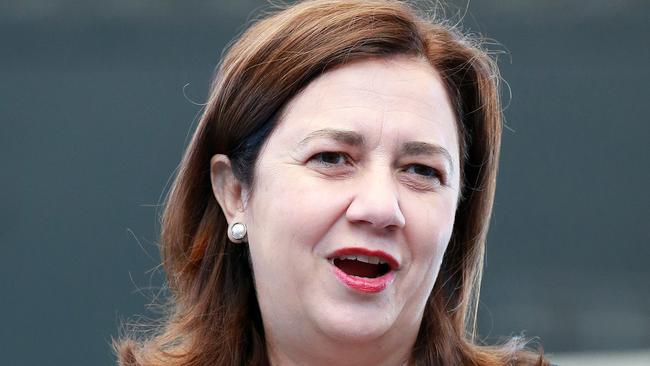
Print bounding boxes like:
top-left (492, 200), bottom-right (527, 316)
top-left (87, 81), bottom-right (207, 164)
top-left (309, 151), bottom-right (349, 165)
top-left (404, 164), bottom-right (442, 181)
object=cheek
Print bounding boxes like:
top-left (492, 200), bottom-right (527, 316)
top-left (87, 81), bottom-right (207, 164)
top-left (394, 195), bottom-right (457, 317)
top-left (243, 168), bottom-right (351, 313)
top-left (246, 169), bottom-right (349, 257)
top-left (404, 195), bottom-right (456, 269)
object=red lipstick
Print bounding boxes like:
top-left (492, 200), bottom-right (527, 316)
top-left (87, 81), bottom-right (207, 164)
top-left (328, 247), bottom-right (398, 294)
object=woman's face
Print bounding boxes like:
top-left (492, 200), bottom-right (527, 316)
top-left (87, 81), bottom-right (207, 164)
top-left (243, 56), bottom-right (460, 352)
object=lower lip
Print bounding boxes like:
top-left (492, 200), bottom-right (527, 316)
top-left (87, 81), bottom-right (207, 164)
top-left (330, 263), bottom-right (396, 294)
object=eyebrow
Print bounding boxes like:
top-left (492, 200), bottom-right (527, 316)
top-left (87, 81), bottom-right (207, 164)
top-left (297, 128), bottom-right (365, 147)
top-left (400, 141), bottom-right (455, 175)
top-left (297, 128), bottom-right (454, 174)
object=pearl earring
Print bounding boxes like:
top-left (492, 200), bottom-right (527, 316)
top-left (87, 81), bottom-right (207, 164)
top-left (229, 222), bottom-right (247, 243)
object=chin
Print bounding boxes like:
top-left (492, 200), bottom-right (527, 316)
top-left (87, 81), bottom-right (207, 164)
top-left (311, 301), bottom-right (398, 343)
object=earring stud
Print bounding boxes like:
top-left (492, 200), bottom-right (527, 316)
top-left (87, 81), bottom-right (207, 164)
top-left (230, 222), bottom-right (247, 242)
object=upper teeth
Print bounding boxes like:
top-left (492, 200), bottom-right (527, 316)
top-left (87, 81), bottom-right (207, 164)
top-left (337, 254), bottom-right (386, 265)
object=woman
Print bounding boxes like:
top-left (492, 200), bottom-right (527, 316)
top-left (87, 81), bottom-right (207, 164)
top-left (115, 0), bottom-right (549, 365)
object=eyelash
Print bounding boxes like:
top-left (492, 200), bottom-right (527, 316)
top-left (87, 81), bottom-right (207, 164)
top-left (403, 164), bottom-right (443, 182)
top-left (308, 151), bottom-right (446, 186)
top-left (309, 151), bottom-right (351, 166)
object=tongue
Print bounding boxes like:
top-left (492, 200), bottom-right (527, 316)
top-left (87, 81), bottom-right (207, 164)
top-left (334, 259), bottom-right (380, 278)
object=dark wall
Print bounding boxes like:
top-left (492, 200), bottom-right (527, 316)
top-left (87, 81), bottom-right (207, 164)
top-left (1, 1), bottom-right (648, 365)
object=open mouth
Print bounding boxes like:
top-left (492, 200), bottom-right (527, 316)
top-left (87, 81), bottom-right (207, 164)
top-left (332, 255), bottom-right (392, 278)
top-left (327, 248), bottom-right (398, 277)
top-left (327, 248), bottom-right (398, 293)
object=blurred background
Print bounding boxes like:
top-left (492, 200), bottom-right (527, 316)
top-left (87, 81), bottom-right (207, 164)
top-left (1, 0), bottom-right (648, 365)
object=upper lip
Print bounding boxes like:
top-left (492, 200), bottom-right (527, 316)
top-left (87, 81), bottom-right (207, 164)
top-left (327, 247), bottom-right (400, 271)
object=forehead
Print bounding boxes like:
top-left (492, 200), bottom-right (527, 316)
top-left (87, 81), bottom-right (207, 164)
top-left (269, 56), bottom-right (459, 156)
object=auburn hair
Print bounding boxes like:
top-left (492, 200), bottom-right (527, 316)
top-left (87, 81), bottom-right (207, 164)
top-left (115, 1), bottom-right (548, 365)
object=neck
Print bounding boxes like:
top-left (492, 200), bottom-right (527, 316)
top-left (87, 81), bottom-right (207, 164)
top-left (266, 329), bottom-right (417, 366)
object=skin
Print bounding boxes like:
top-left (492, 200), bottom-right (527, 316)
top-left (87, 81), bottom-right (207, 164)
top-left (211, 56), bottom-right (461, 366)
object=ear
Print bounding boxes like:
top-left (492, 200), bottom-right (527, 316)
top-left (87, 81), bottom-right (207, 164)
top-left (210, 154), bottom-right (247, 226)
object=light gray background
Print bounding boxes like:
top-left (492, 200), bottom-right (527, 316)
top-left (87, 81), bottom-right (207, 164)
top-left (1, 1), bottom-right (648, 365)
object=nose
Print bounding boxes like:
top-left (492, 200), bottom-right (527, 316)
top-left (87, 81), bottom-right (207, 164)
top-left (345, 168), bottom-right (406, 231)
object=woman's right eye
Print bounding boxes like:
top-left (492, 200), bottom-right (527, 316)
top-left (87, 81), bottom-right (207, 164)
top-left (309, 152), bottom-right (349, 165)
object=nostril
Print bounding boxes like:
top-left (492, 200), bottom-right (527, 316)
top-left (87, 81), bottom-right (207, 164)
top-left (345, 189), bottom-right (405, 230)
